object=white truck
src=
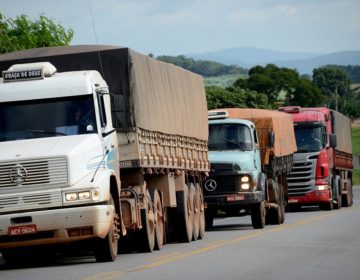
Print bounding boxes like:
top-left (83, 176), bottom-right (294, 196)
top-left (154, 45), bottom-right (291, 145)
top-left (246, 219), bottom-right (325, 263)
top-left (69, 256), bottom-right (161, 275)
top-left (0, 46), bottom-right (209, 264)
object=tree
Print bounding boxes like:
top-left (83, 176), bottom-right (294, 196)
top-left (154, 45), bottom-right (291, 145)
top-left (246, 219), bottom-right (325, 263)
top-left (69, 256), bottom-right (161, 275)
top-left (156, 55), bottom-right (247, 77)
top-left (0, 13), bottom-right (74, 53)
top-left (234, 64), bottom-right (299, 104)
top-left (313, 66), bottom-right (351, 111)
top-left (206, 86), bottom-right (269, 110)
top-left (286, 78), bottom-right (325, 107)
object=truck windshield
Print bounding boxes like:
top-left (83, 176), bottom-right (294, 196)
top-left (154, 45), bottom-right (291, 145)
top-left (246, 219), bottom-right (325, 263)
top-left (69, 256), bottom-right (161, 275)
top-left (0, 95), bottom-right (97, 142)
top-left (294, 126), bottom-right (323, 152)
top-left (208, 123), bottom-right (252, 151)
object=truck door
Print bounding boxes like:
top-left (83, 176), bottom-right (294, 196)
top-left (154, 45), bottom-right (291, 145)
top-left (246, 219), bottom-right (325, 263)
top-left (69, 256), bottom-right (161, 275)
top-left (252, 126), bottom-right (261, 170)
top-left (96, 90), bottom-right (119, 173)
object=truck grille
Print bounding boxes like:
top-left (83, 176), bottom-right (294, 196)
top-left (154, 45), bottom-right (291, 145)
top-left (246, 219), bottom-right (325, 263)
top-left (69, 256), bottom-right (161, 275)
top-left (287, 153), bottom-right (317, 196)
top-left (204, 175), bottom-right (241, 196)
top-left (0, 158), bottom-right (68, 188)
top-left (0, 190), bottom-right (63, 212)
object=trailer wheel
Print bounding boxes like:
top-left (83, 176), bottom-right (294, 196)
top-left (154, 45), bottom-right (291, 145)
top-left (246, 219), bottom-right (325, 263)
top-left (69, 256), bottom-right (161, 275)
top-left (176, 186), bottom-right (193, 243)
top-left (196, 183), bottom-right (206, 239)
top-left (95, 195), bottom-right (119, 262)
top-left (190, 183), bottom-right (199, 241)
top-left (150, 189), bottom-right (164, 250)
top-left (137, 190), bottom-right (155, 252)
top-left (251, 201), bottom-right (265, 229)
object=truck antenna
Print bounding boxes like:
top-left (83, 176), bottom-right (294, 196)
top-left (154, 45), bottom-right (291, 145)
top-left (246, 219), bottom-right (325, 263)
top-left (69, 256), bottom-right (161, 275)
top-left (88, 0), bottom-right (105, 77)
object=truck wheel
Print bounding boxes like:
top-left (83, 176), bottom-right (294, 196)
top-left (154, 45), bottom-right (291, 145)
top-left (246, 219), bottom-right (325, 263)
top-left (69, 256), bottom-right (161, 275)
top-left (342, 179), bottom-right (353, 207)
top-left (150, 189), bottom-right (164, 250)
top-left (137, 190), bottom-right (155, 252)
top-left (205, 209), bottom-right (215, 229)
top-left (190, 183), bottom-right (200, 241)
top-left (196, 183), bottom-right (206, 239)
top-left (251, 201), bottom-right (265, 229)
top-left (279, 183), bottom-right (285, 224)
top-left (176, 186), bottom-right (193, 243)
top-left (333, 178), bottom-right (342, 210)
top-left (266, 180), bottom-right (282, 225)
top-left (95, 196), bottom-right (119, 262)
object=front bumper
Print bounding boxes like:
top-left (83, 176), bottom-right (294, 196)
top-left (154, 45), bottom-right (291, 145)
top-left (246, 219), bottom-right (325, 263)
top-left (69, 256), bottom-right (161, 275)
top-left (287, 190), bottom-right (331, 206)
top-left (0, 204), bottom-right (114, 249)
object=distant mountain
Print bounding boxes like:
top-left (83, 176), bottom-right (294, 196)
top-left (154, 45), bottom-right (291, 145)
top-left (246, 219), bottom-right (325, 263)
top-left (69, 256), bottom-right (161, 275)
top-left (276, 51), bottom-right (360, 74)
top-left (187, 47), bottom-right (360, 74)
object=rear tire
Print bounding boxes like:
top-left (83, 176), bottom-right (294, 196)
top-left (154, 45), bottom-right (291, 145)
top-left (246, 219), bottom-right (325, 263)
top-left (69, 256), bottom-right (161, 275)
top-left (333, 178), bottom-right (342, 210)
top-left (150, 189), bottom-right (164, 250)
top-left (342, 179), bottom-right (353, 207)
top-left (196, 183), bottom-right (205, 239)
top-left (251, 201), bottom-right (265, 229)
top-left (137, 190), bottom-right (155, 252)
top-left (190, 183), bottom-right (199, 241)
top-left (266, 181), bottom-right (282, 225)
top-left (176, 186), bottom-right (193, 243)
top-left (95, 196), bottom-right (119, 262)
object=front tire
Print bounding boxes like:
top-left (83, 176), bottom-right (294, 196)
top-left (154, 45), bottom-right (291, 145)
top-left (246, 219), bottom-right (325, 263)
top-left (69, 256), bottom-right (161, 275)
top-left (94, 196), bottom-right (119, 262)
top-left (251, 201), bottom-right (266, 229)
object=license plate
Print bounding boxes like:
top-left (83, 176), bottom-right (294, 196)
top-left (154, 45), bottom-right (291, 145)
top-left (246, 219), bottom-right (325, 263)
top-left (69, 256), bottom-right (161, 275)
top-left (288, 199), bottom-right (299, 203)
top-left (8, 224), bottom-right (37, 236)
top-left (227, 195), bottom-right (245, 201)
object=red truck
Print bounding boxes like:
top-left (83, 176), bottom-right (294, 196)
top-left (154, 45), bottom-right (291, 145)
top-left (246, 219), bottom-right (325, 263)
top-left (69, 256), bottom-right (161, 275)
top-left (279, 106), bottom-right (353, 210)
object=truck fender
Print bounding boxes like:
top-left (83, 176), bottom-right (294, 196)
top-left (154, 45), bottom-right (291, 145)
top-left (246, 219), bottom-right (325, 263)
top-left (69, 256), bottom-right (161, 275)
top-left (90, 169), bottom-right (114, 201)
top-left (257, 172), bottom-right (266, 200)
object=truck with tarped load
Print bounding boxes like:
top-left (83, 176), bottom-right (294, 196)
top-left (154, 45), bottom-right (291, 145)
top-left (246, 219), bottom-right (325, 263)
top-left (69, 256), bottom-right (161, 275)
top-left (279, 106), bottom-right (353, 210)
top-left (204, 108), bottom-right (296, 229)
top-left (0, 45), bottom-right (209, 264)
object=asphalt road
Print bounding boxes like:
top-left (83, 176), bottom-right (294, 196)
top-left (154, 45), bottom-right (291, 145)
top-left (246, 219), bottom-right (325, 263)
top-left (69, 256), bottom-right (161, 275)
top-left (1, 187), bottom-right (360, 280)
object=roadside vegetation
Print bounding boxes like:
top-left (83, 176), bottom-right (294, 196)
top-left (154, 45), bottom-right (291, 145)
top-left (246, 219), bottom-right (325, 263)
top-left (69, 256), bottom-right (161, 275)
top-left (352, 127), bottom-right (360, 185)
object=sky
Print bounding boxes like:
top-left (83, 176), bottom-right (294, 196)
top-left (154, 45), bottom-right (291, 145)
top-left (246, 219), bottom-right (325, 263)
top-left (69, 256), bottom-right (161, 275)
top-left (1, 0), bottom-right (360, 56)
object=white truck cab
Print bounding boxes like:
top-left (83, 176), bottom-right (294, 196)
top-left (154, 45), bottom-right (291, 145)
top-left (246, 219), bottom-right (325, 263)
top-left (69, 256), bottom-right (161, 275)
top-left (0, 62), bottom-right (120, 262)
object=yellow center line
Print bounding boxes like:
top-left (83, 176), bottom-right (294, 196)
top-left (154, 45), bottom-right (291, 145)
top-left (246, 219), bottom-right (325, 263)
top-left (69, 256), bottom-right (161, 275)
top-left (82, 270), bottom-right (125, 280)
top-left (83, 204), bottom-right (359, 280)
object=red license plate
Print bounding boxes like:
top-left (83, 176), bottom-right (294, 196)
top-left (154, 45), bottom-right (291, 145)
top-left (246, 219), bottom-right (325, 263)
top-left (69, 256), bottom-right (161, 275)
top-left (227, 195), bottom-right (245, 201)
top-left (288, 199), bottom-right (299, 203)
top-left (8, 224), bottom-right (37, 236)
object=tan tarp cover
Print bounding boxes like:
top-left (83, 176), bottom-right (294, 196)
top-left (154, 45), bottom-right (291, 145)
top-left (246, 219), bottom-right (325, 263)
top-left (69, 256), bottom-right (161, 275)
top-left (331, 110), bottom-right (352, 154)
top-left (128, 49), bottom-right (208, 141)
top-left (0, 45), bottom-right (208, 141)
top-left (219, 108), bottom-right (297, 158)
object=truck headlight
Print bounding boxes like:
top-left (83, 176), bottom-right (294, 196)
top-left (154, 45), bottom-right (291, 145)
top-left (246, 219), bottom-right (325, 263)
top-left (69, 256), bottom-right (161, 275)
top-left (241, 176), bottom-right (249, 183)
top-left (315, 185), bottom-right (329, 191)
top-left (64, 188), bottom-right (100, 202)
top-left (65, 193), bottom-right (78, 201)
top-left (241, 183), bottom-right (250, 190)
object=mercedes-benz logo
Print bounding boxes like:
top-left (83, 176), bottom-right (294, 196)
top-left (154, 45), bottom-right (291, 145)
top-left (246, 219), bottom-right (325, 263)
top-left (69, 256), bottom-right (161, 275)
top-left (10, 164), bottom-right (28, 185)
top-left (204, 179), bottom-right (217, 192)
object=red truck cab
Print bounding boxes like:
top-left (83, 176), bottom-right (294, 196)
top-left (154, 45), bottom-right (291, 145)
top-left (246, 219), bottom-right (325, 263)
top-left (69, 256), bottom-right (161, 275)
top-left (280, 106), bottom-right (353, 210)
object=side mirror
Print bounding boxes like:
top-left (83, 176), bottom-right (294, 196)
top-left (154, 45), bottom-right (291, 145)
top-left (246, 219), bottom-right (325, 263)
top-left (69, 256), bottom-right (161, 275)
top-left (329, 134), bottom-right (337, 148)
top-left (268, 131), bottom-right (275, 148)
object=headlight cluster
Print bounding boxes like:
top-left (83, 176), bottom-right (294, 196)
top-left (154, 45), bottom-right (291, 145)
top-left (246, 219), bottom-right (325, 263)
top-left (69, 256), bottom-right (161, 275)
top-left (315, 185), bottom-right (329, 191)
top-left (240, 176), bottom-right (251, 190)
top-left (64, 188), bottom-right (100, 202)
